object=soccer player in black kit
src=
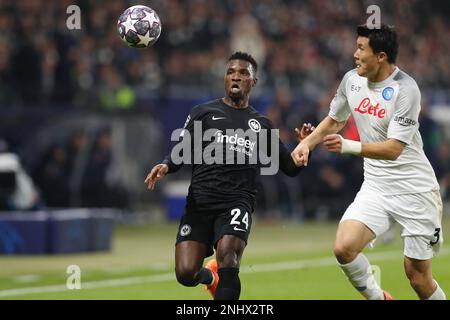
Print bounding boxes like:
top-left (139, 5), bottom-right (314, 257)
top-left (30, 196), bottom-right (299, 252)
top-left (145, 52), bottom-right (312, 300)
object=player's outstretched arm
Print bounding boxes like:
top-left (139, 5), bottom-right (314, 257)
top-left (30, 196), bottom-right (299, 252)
top-left (291, 116), bottom-right (346, 167)
top-left (144, 163), bottom-right (169, 190)
top-left (277, 123), bottom-right (315, 176)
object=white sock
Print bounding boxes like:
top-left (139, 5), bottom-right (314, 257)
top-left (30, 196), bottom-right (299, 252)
top-left (338, 253), bottom-right (384, 300)
top-left (427, 280), bottom-right (446, 300)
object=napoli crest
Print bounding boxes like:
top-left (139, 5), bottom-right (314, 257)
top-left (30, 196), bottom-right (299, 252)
top-left (382, 87), bottom-right (394, 101)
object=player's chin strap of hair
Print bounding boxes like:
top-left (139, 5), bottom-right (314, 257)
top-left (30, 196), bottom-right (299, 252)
top-left (338, 135), bottom-right (362, 156)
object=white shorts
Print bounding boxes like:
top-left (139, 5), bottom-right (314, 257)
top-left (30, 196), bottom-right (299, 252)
top-left (341, 186), bottom-right (443, 260)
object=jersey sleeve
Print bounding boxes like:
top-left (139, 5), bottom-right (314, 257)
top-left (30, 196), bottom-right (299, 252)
top-left (278, 138), bottom-right (305, 177)
top-left (328, 70), bottom-right (353, 122)
top-left (162, 106), bottom-right (203, 173)
top-left (387, 83), bottom-right (420, 145)
top-left (262, 118), bottom-right (305, 177)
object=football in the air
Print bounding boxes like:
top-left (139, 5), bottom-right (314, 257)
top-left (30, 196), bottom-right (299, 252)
top-left (117, 5), bottom-right (161, 48)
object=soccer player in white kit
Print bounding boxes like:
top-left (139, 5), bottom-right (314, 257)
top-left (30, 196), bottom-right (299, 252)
top-left (292, 24), bottom-right (446, 300)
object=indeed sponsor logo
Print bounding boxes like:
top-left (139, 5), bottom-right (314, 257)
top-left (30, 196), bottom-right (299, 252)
top-left (215, 131), bottom-right (256, 151)
top-left (170, 122), bottom-right (280, 175)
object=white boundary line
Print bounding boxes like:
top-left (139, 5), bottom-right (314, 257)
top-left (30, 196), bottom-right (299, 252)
top-left (1, 248), bottom-right (448, 298)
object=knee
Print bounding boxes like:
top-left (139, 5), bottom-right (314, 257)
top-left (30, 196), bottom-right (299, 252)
top-left (175, 266), bottom-right (198, 287)
top-left (333, 241), bottom-right (359, 264)
top-left (217, 251), bottom-right (239, 268)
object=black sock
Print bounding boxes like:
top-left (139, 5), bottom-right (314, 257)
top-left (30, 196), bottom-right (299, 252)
top-left (194, 267), bottom-right (214, 285)
top-left (178, 267), bottom-right (213, 287)
top-left (214, 267), bottom-right (241, 300)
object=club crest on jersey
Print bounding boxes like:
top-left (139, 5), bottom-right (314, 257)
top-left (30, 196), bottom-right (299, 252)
top-left (248, 119), bottom-right (261, 133)
top-left (382, 87), bottom-right (394, 101)
top-left (180, 224), bottom-right (191, 236)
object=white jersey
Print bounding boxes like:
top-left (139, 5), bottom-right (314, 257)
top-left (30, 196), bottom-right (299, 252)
top-left (329, 67), bottom-right (440, 195)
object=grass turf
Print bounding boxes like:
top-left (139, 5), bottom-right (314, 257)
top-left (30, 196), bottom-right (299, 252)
top-left (1, 217), bottom-right (449, 300)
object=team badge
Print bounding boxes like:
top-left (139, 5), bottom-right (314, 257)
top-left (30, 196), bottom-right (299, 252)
top-left (180, 224), bottom-right (191, 236)
top-left (248, 119), bottom-right (261, 133)
top-left (382, 87), bottom-right (394, 101)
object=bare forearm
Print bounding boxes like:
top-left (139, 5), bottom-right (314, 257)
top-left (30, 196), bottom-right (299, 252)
top-left (361, 140), bottom-right (404, 160)
top-left (302, 116), bottom-right (346, 150)
top-left (324, 135), bottom-right (405, 161)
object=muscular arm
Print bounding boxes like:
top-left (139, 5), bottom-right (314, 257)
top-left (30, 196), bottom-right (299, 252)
top-left (301, 116), bottom-right (347, 150)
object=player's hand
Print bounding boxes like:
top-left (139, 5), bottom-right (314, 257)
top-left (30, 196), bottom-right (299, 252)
top-left (295, 123), bottom-right (315, 143)
top-left (323, 134), bottom-right (342, 153)
top-left (144, 164), bottom-right (168, 190)
top-left (291, 142), bottom-right (310, 167)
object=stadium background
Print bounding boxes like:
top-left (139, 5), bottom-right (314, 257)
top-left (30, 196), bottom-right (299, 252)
top-left (0, 0), bottom-right (449, 299)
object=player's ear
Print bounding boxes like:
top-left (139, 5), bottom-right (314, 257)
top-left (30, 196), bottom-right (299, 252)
top-left (252, 77), bottom-right (258, 87)
top-left (378, 52), bottom-right (388, 63)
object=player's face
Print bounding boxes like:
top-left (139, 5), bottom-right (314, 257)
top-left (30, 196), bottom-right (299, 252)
top-left (224, 60), bottom-right (256, 101)
top-left (354, 36), bottom-right (380, 78)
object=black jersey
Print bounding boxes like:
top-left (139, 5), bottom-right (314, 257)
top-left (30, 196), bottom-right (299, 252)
top-left (163, 98), bottom-right (304, 211)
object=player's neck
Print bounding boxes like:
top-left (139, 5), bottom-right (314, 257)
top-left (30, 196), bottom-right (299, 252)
top-left (222, 97), bottom-right (249, 109)
top-left (368, 64), bottom-right (396, 83)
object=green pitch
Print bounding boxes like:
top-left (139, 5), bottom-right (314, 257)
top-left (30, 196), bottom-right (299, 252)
top-left (1, 216), bottom-right (449, 300)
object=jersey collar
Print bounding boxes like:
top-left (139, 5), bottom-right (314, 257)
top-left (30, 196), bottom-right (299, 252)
top-left (367, 66), bottom-right (400, 88)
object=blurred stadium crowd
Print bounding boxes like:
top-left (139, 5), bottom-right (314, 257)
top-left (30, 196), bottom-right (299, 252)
top-left (0, 0), bottom-right (449, 220)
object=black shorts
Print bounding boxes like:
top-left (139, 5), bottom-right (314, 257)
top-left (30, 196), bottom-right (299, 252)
top-left (175, 204), bottom-right (253, 257)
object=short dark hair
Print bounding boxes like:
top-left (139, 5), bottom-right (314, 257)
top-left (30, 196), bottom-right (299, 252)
top-left (228, 51), bottom-right (258, 74)
top-left (357, 24), bottom-right (398, 63)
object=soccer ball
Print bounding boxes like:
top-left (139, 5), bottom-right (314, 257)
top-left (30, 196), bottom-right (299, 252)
top-left (117, 5), bottom-right (162, 48)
